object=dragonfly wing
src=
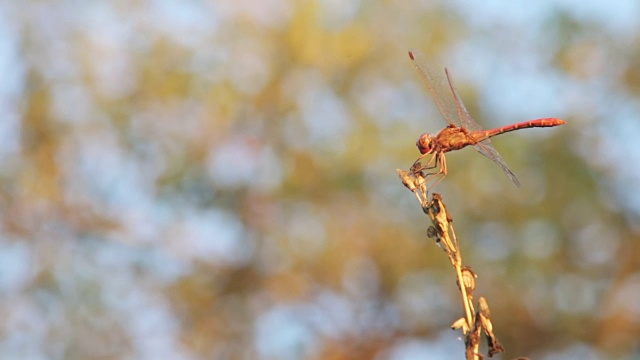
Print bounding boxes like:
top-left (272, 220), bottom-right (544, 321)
top-left (443, 67), bottom-right (482, 132)
top-left (409, 49), bottom-right (460, 126)
top-left (472, 139), bottom-right (521, 187)
top-left (444, 68), bottom-right (521, 187)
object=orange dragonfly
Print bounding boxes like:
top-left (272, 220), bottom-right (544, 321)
top-left (408, 50), bottom-right (565, 189)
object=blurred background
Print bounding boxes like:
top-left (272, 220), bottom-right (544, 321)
top-left (1, 0), bottom-right (639, 359)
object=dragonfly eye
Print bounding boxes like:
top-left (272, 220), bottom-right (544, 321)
top-left (416, 134), bottom-right (433, 154)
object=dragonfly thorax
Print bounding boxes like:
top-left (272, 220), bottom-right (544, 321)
top-left (416, 133), bottom-right (435, 154)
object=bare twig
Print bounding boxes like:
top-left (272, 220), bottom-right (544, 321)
top-left (397, 169), bottom-right (505, 359)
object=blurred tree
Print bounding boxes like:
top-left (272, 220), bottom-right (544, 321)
top-left (1, 1), bottom-right (639, 359)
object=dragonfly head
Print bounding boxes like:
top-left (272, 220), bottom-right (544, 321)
top-left (416, 133), bottom-right (434, 154)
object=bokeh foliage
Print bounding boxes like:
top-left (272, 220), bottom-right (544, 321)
top-left (1, 1), bottom-right (640, 359)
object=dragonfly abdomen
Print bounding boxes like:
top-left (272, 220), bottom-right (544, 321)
top-left (473, 118), bottom-right (565, 141)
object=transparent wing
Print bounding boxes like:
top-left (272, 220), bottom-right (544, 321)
top-left (443, 68), bottom-right (521, 187)
top-left (408, 49), bottom-right (459, 126)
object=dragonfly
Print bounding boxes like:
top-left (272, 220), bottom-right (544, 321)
top-left (408, 50), bottom-right (565, 190)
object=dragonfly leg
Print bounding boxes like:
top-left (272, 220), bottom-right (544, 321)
top-left (421, 157), bottom-right (441, 178)
top-left (425, 153), bottom-right (447, 191)
top-left (412, 151), bottom-right (439, 174)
